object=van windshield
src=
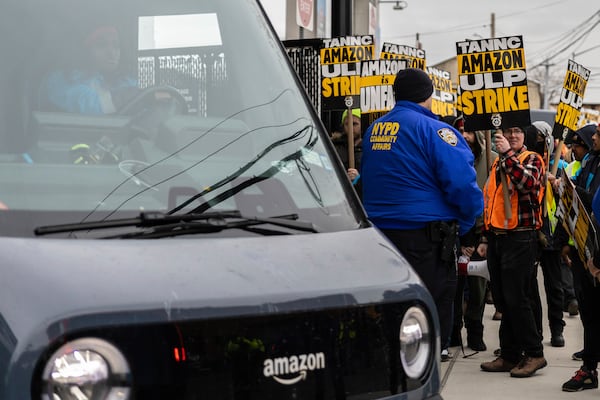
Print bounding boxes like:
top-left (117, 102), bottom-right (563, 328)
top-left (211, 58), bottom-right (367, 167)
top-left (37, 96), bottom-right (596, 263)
top-left (0, 0), bottom-right (363, 237)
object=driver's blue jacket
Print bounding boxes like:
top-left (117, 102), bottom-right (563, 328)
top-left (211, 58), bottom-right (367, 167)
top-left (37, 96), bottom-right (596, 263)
top-left (361, 101), bottom-right (483, 236)
top-left (42, 70), bottom-right (136, 114)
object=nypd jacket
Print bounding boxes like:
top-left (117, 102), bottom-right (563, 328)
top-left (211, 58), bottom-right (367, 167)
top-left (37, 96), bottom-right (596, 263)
top-left (361, 101), bottom-right (483, 236)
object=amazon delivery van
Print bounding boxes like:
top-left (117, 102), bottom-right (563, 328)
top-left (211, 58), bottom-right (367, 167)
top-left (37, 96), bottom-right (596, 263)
top-left (0, 1), bottom-right (443, 399)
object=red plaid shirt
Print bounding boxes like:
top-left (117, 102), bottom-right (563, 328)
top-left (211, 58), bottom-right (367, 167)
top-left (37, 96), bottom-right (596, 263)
top-left (500, 147), bottom-right (544, 229)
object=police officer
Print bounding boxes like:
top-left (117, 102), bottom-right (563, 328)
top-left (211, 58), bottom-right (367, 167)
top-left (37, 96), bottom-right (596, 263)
top-left (361, 68), bottom-right (483, 360)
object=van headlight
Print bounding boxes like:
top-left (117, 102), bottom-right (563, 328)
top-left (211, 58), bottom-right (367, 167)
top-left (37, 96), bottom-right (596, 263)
top-left (399, 306), bottom-right (432, 379)
top-left (42, 337), bottom-right (131, 400)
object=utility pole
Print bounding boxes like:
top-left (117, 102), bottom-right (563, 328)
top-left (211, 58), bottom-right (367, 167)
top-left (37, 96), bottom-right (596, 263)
top-left (542, 59), bottom-right (553, 109)
top-left (490, 12), bottom-right (495, 38)
top-left (332, 0), bottom-right (353, 37)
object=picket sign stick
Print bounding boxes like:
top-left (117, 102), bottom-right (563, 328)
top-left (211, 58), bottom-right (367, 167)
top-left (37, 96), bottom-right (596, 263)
top-left (485, 130), bottom-right (493, 173)
top-left (485, 129), bottom-right (511, 219)
top-left (541, 139), bottom-right (558, 218)
top-left (346, 106), bottom-right (355, 169)
top-left (551, 140), bottom-right (564, 177)
top-left (489, 130), bottom-right (512, 220)
top-left (499, 169), bottom-right (512, 220)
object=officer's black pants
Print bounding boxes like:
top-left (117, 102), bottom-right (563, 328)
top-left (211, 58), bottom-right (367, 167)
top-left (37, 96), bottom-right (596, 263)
top-left (381, 227), bottom-right (457, 351)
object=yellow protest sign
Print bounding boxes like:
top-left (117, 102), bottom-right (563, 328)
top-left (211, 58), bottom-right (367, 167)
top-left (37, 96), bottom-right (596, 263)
top-left (456, 36), bottom-right (530, 131)
top-left (359, 59), bottom-right (406, 114)
top-left (379, 42), bottom-right (426, 70)
top-left (320, 35), bottom-right (375, 111)
top-left (428, 67), bottom-right (456, 117)
top-left (555, 178), bottom-right (598, 265)
top-left (552, 60), bottom-right (591, 139)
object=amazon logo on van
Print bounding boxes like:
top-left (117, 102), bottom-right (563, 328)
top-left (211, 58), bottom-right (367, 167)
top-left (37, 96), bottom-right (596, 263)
top-left (263, 352), bottom-right (325, 385)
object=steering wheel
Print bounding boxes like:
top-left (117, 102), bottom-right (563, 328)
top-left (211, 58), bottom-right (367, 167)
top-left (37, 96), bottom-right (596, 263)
top-left (118, 85), bottom-right (188, 116)
top-left (117, 85), bottom-right (189, 144)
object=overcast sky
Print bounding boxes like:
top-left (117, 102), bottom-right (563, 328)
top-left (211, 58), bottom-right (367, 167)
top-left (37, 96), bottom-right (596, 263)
top-left (383, 0), bottom-right (600, 103)
top-left (261, 0), bottom-right (600, 103)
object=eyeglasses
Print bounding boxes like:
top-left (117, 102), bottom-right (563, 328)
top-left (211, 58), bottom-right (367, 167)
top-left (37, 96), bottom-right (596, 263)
top-left (502, 128), bottom-right (524, 136)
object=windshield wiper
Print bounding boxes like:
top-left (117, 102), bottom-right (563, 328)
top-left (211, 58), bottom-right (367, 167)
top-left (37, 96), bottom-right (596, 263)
top-left (167, 124), bottom-right (316, 215)
top-left (34, 211), bottom-right (318, 237)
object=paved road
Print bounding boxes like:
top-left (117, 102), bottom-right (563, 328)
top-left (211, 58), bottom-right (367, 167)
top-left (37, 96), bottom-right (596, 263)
top-left (440, 273), bottom-right (596, 399)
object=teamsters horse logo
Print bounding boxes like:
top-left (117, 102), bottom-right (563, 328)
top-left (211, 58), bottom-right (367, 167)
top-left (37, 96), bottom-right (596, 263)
top-left (263, 352), bottom-right (326, 385)
top-left (491, 113), bottom-right (502, 128)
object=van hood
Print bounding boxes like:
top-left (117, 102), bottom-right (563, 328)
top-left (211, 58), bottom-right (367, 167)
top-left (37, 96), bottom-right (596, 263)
top-left (0, 227), bottom-right (429, 350)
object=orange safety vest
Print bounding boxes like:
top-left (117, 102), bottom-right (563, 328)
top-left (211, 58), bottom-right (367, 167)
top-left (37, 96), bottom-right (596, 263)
top-left (483, 150), bottom-right (546, 230)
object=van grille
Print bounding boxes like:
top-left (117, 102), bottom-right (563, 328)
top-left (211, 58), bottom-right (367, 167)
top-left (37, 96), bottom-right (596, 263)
top-left (36, 301), bottom-right (433, 399)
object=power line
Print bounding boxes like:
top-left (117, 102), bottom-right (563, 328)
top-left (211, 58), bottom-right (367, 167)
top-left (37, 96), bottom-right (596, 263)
top-left (528, 10), bottom-right (600, 63)
top-left (530, 15), bottom-right (600, 69)
top-left (387, 1), bottom-right (566, 39)
top-left (573, 43), bottom-right (600, 57)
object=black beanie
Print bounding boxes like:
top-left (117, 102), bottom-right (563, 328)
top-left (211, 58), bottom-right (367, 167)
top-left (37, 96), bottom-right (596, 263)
top-left (393, 68), bottom-right (434, 103)
top-left (565, 124), bottom-right (596, 149)
top-left (524, 125), bottom-right (539, 152)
